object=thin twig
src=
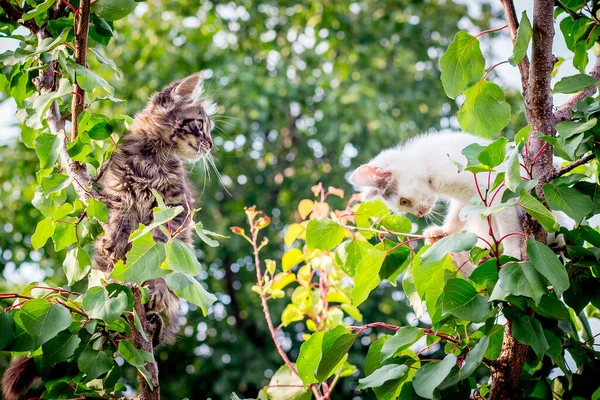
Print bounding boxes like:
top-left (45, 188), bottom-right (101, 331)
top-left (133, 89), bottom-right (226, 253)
top-left (554, 57), bottom-right (600, 123)
top-left (552, 153), bottom-right (596, 179)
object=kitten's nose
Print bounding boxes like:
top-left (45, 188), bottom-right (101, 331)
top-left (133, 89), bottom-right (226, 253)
top-left (203, 133), bottom-right (213, 149)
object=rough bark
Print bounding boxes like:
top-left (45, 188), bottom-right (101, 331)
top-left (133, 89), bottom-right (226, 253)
top-left (491, 1), bottom-right (556, 399)
top-left (500, 0), bottom-right (532, 122)
top-left (132, 287), bottom-right (160, 400)
top-left (71, 0), bottom-right (91, 141)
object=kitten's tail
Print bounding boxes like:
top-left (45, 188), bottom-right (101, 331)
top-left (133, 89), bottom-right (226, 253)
top-left (2, 355), bottom-right (39, 400)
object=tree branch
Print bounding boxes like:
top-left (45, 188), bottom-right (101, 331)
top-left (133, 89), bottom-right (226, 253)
top-left (554, 56), bottom-right (600, 123)
top-left (71, 0), bottom-right (90, 141)
top-left (500, 0), bottom-right (531, 120)
top-left (131, 287), bottom-right (160, 400)
top-left (491, 1), bottom-right (557, 399)
top-left (552, 153), bottom-right (596, 179)
top-left (0, 0), bottom-right (40, 33)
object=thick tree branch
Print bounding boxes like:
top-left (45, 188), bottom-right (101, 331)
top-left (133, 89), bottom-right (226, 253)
top-left (71, 0), bottom-right (90, 141)
top-left (554, 56), bottom-right (600, 123)
top-left (526, 0), bottom-right (557, 198)
top-left (552, 153), bottom-right (596, 179)
top-left (32, 30), bottom-right (99, 204)
top-left (500, 0), bottom-right (531, 120)
top-left (489, 321), bottom-right (529, 400)
top-left (131, 287), bottom-right (160, 400)
top-left (0, 0), bottom-right (40, 33)
top-left (492, 1), bottom-right (557, 399)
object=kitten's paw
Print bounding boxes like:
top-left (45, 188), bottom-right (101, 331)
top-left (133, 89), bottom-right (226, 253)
top-left (423, 226), bottom-right (447, 245)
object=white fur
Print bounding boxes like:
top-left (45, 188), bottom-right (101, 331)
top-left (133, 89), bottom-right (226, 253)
top-left (349, 130), bottom-right (524, 276)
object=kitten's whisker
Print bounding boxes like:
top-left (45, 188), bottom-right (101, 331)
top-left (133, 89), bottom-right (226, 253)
top-left (211, 119), bottom-right (238, 129)
top-left (206, 154), bottom-right (231, 196)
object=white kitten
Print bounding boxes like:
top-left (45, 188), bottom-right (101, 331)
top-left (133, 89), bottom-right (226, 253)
top-left (348, 130), bottom-right (523, 276)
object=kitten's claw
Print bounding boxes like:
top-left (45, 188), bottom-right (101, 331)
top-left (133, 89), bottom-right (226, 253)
top-left (423, 226), bottom-right (447, 245)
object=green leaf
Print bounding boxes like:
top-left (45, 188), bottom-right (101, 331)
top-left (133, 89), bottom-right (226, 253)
top-left (365, 335), bottom-right (388, 376)
top-left (478, 137), bottom-right (508, 168)
top-left (164, 272), bottom-right (217, 315)
top-left (336, 240), bottom-right (369, 277)
top-left (439, 32), bottom-right (485, 99)
top-left (439, 336), bottom-right (489, 389)
top-left (73, 64), bottom-right (114, 95)
top-left (530, 294), bottom-right (570, 322)
top-left (32, 218), bottom-right (55, 250)
top-left (552, 74), bottom-right (597, 94)
top-left (265, 365), bottom-right (309, 400)
top-left (442, 278), bottom-right (490, 322)
top-left (306, 218), bottom-right (345, 250)
top-left (499, 262), bottom-right (547, 305)
top-left (78, 345), bottom-right (114, 379)
top-left (517, 190), bottom-right (559, 232)
top-left (34, 134), bottom-right (60, 169)
top-left (22, 0), bottom-right (56, 20)
top-left (357, 364), bottom-right (409, 390)
top-left (543, 183), bottom-right (592, 222)
top-left (555, 118), bottom-right (597, 138)
top-left (164, 239), bottom-right (202, 274)
top-left (118, 340), bottom-right (155, 367)
top-left (421, 232), bottom-right (478, 264)
top-left (133, 310), bottom-right (150, 342)
top-left (82, 286), bottom-right (129, 323)
top-left (129, 207), bottom-right (184, 242)
top-left (510, 12), bottom-right (532, 65)
top-left (505, 147), bottom-right (522, 192)
top-left (63, 248), bottom-right (92, 285)
top-left (457, 80), bottom-right (511, 138)
top-left (52, 221), bottom-right (77, 251)
top-left (20, 299), bottom-right (72, 346)
top-left (0, 311), bottom-right (15, 350)
top-left (90, 47), bottom-right (122, 79)
top-left (297, 331), bottom-right (325, 385)
top-left (111, 230), bottom-right (166, 282)
top-left (526, 237), bottom-right (569, 296)
top-left (352, 246), bottom-right (386, 306)
top-left (512, 315), bottom-right (549, 359)
top-left (194, 221), bottom-right (220, 247)
top-left (41, 331), bottom-right (81, 367)
top-left (515, 125), bottom-right (531, 144)
top-left (87, 198), bottom-right (109, 223)
top-left (380, 327), bottom-right (423, 361)
top-left (315, 328), bottom-right (357, 381)
top-left (413, 354), bottom-right (457, 399)
top-left (41, 174), bottom-right (72, 196)
top-left (91, 0), bottom-right (138, 21)
top-left (561, 0), bottom-right (586, 11)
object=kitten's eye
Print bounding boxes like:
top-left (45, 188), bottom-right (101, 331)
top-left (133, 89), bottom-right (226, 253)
top-left (399, 198), bottom-right (412, 207)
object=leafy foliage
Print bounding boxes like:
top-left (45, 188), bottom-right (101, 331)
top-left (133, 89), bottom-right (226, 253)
top-left (2, 0), bottom-right (600, 399)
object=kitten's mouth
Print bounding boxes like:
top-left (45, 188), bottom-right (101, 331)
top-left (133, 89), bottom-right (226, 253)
top-left (417, 205), bottom-right (432, 218)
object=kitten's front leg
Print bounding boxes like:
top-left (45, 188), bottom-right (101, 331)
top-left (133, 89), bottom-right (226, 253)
top-left (423, 201), bottom-right (466, 244)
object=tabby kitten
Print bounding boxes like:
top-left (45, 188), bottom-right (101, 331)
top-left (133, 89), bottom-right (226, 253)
top-left (1, 75), bottom-right (217, 400)
top-left (95, 73), bottom-right (217, 344)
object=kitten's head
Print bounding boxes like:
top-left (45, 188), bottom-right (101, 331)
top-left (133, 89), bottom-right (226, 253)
top-left (348, 154), bottom-right (436, 218)
top-left (134, 73), bottom-right (218, 161)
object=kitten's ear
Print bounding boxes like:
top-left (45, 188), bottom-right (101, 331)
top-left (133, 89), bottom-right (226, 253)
top-left (349, 165), bottom-right (391, 188)
top-left (174, 73), bottom-right (203, 98)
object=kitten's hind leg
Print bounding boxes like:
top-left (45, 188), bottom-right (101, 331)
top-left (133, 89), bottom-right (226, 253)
top-left (494, 208), bottom-right (523, 260)
top-left (145, 278), bottom-right (182, 346)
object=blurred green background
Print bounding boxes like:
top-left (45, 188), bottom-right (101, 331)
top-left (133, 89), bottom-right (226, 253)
top-left (0, 0), bottom-right (511, 398)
